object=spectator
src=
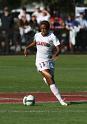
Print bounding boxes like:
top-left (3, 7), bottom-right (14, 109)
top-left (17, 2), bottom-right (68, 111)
top-left (51, 16), bottom-right (68, 53)
top-left (30, 15), bottom-right (38, 33)
top-left (18, 7), bottom-right (31, 22)
top-left (76, 12), bottom-right (87, 29)
top-left (65, 15), bottom-right (80, 52)
top-left (76, 12), bottom-right (87, 50)
top-left (18, 15), bottom-right (32, 45)
top-left (18, 7), bottom-right (32, 46)
top-left (37, 9), bottom-right (51, 24)
top-left (32, 7), bottom-right (42, 18)
top-left (32, 8), bottom-right (51, 24)
top-left (0, 6), bottom-right (14, 54)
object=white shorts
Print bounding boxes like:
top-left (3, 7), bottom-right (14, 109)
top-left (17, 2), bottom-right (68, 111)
top-left (36, 60), bottom-right (55, 73)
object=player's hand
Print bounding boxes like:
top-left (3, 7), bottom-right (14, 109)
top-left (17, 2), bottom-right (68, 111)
top-left (51, 55), bottom-right (58, 61)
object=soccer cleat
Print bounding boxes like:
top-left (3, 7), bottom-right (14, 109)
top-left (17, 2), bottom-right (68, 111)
top-left (59, 100), bottom-right (68, 106)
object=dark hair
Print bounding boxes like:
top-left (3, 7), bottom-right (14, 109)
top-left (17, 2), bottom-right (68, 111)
top-left (39, 21), bottom-right (50, 29)
top-left (22, 6), bottom-right (26, 11)
top-left (3, 6), bottom-right (9, 11)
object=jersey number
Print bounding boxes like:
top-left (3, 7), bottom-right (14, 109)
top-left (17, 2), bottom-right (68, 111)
top-left (39, 62), bottom-right (45, 68)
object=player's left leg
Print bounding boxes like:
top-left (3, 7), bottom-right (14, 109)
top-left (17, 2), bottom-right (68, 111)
top-left (50, 83), bottom-right (68, 106)
top-left (40, 69), bottom-right (68, 106)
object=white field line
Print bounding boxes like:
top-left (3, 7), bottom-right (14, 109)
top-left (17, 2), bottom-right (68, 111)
top-left (0, 98), bottom-right (87, 104)
top-left (0, 94), bottom-right (87, 100)
top-left (0, 97), bottom-right (22, 100)
top-left (0, 92), bottom-right (87, 104)
top-left (0, 100), bottom-right (87, 105)
top-left (0, 99), bottom-right (87, 104)
top-left (0, 93), bottom-right (87, 100)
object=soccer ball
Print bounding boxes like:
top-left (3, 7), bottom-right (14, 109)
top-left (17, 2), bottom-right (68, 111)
top-left (23, 95), bottom-right (35, 106)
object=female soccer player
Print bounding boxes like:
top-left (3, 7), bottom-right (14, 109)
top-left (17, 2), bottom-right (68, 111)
top-left (24, 20), bottom-right (67, 106)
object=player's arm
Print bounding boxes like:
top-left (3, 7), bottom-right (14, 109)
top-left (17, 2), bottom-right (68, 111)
top-left (24, 41), bottom-right (36, 56)
top-left (51, 33), bottom-right (60, 60)
top-left (52, 45), bottom-right (60, 60)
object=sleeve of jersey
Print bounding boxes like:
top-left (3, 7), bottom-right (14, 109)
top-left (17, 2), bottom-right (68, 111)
top-left (52, 34), bottom-right (60, 46)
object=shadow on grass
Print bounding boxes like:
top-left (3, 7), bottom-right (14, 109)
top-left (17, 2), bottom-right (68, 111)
top-left (69, 101), bottom-right (87, 105)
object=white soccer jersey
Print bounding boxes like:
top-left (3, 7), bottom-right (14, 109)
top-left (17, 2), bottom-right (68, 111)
top-left (34, 32), bottom-right (60, 64)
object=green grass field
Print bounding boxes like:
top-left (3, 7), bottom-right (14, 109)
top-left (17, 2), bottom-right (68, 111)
top-left (0, 55), bottom-right (87, 124)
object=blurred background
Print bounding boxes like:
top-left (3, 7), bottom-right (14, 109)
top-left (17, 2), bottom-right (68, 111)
top-left (0, 0), bottom-right (87, 55)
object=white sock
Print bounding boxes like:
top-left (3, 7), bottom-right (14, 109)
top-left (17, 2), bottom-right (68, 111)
top-left (50, 84), bottom-right (63, 102)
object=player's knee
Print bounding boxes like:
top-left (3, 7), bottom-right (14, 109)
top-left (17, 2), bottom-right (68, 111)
top-left (45, 75), bottom-right (53, 84)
